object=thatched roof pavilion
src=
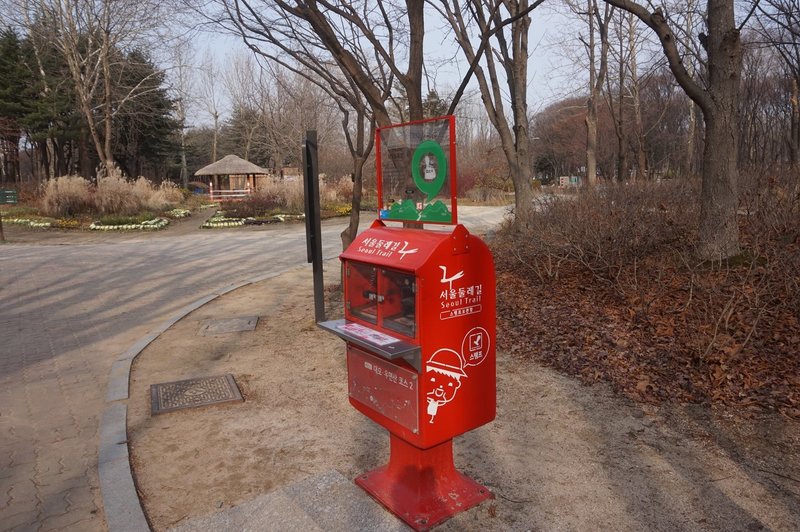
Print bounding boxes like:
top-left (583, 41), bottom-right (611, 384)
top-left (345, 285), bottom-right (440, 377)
top-left (194, 154), bottom-right (270, 191)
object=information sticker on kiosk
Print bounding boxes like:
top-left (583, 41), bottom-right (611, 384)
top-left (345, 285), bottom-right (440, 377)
top-left (319, 115), bottom-right (496, 531)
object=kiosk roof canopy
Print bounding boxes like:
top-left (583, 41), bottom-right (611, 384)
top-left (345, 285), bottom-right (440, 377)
top-left (194, 154), bottom-right (269, 176)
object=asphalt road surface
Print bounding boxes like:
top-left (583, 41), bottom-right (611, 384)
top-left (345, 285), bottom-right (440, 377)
top-left (0, 206), bottom-right (508, 531)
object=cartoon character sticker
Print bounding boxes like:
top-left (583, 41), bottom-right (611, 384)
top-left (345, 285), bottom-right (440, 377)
top-left (425, 348), bottom-right (467, 424)
top-left (425, 328), bottom-right (492, 424)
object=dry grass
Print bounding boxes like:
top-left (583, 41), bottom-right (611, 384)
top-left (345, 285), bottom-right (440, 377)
top-left (257, 178), bottom-right (305, 211)
top-left (39, 168), bottom-right (183, 218)
top-left (39, 175), bottom-right (94, 217)
top-left (96, 172), bottom-right (139, 215)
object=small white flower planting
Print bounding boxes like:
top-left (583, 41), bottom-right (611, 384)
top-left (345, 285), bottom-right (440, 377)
top-left (89, 218), bottom-right (169, 231)
top-left (167, 208), bottom-right (191, 218)
top-left (201, 211), bottom-right (245, 228)
top-left (6, 218), bottom-right (52, 228)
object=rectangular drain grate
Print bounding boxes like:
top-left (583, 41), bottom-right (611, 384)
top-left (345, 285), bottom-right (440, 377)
top-left (150, 374), bottom-right (243, 415)
top-left (199, 316), bottom-right (259, 336)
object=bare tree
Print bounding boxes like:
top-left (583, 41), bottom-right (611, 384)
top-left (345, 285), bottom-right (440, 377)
top-left (198, 51), bottom-right (224, 166)
top-left (213, 0), bottom-right (429, 245)
top-left (604, 0), bottom-right (746, 259)
top-left (436, 0), bottom-right (545, 230)
top-left (570, 0), bottom-right (612, 186)
top-left (13, 0), bottom-right (166, 173)
top-left (168, 38), bottom-right (195, 187)
top-left (223, 53), bottom-right (261, 160)
top-left (8, 0), bottom-right (172, 175)
top-left (755, 0), bottom-right (800, 168)
top-left (218, 0), bottom-right (425, 127)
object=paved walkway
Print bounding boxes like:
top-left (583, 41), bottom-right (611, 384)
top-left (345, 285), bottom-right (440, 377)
top-left (0, 222), bottom-right (347, 531)
top-left (0, 207), bottom-right (507, 531)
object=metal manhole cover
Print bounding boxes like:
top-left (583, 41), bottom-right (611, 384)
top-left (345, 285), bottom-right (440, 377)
top-left (150, 374), bottom-right (243, 415)
top-left (199, 316), bottom-right (259, 336)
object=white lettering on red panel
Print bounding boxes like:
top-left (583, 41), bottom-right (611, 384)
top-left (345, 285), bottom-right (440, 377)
top-left (355, 238), bottom-right (418, 260)
top-left (438, 265), bottom-right (483, 320)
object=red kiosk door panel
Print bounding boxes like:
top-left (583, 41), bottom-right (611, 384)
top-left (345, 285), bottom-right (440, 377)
top-left (347, 346), bottom-right (419, 434)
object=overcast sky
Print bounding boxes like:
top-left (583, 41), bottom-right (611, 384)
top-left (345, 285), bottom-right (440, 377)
top-left (190, 3), bottom-right (586, 127)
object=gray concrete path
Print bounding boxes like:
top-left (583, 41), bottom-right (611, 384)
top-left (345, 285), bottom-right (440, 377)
top-left (0, 207), bottom-right (507, 532)
top-left (0, 225), bottom-right (340, 531)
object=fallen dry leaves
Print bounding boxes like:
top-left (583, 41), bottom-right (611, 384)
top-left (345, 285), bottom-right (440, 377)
top-left (493, 231), bottom-right (800, 420)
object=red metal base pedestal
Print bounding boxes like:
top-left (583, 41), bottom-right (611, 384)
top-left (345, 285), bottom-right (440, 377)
top-left (355, 434), bottom-right (492, 531)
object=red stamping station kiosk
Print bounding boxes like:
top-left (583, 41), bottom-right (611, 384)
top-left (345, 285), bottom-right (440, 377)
top-left (319, 116), bottom-right (496, 530)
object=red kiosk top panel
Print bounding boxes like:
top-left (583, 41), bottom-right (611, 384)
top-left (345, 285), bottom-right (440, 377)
top-left (340, 220), bottom-right (465, 271)
top-left (376, 115), bottom-right (457, 225)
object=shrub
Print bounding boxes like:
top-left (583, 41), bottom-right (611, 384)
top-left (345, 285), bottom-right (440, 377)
top-left (141, 179), bottom-right (183, 211)
top-left (222, 191), bottom-right (284, 218)
top-left (496, 180), bottom-right (698, 288)
top-left (131, 177), bottom-right (154, 208)
top-left (40, 175), bottom-right (94, 217)
top-left (96, 169), bottom-right (139, 215)
top-left (321, 175), bottom-right (353, 205)
top-left (256, 178), bottom-right (304, 212)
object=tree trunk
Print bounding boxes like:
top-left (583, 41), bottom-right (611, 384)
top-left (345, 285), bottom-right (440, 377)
top-left (102, 27), bottom-right (114, 171)
top-left (586, 0), bottom-right (598, 187)
top-left (686, 103), bottom-right (697, 175)
top-left (586, 107), bottom-right (598, 186)
top-left (791, 77), bottom-right (799, 170)
top-left (585, 0), bottom-right (610, 187)
top-left (616, 32), bottom-right (627, 182)
top-left (403, 0), bottom-right (425, 121)
top-left (180, 130), bottom-right (188, 188)
top-left (341, 157), bottom-right (365, 249)
top-left (695, 0), bottom-right (741, 259)
top-left (628, 15), bottom-right (647, 181)
top-left (510, 160), bottom-right (535, 226)
top-left (212, 111), bottom-right (219, 162)
top-left (698, 109), bottom-right (739, 259)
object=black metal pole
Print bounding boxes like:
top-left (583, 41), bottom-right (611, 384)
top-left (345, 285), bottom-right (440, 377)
top-left (303, 131), bottom-right (326, 323)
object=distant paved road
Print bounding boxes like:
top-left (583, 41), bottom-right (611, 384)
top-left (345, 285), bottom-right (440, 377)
top-left (0, 207), bottom-right (506, 531)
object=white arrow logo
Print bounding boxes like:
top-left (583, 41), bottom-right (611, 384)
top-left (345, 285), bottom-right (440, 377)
top-left (439, 265), bottom-right (465, 291)
top-left (398, 241), bottom-right (418, 260)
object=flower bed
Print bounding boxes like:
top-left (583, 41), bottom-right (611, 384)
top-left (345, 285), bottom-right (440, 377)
top-left (166, 208), bottom-right (191, 219)
top-left (201, 211), bottom-right (305, 228)
top-left (5, 218), bottom-right (53, 228)
top-left (201, 211), bottom-right (246, 228)
top-left (89, 218), bottom-right (169, 231)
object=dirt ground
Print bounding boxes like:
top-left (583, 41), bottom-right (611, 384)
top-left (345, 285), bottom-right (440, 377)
top-left (126, 265), bottom-right (800, 531)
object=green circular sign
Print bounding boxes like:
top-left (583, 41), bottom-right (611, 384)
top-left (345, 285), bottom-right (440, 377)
top-left (411, 140), bottom-right (447, 202)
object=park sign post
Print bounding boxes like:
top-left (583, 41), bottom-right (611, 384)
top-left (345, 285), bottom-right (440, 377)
top-left (319, 116), bottom-right (496, 530)
top-left (0, 189), bottom-right (17, 205)
top-left (0, 188), bottom-right (18, 243)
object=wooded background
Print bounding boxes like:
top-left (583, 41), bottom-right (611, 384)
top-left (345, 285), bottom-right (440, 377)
top-left (0, 1), bottom-right (798, 255)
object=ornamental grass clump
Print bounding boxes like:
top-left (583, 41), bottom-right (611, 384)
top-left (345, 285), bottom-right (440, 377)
top-left (40, 175), bottom-right (94, 217)
top-left (258, 178), bottom-right (304, 212)
top-left (321, 175), bottom-right (353, 204)
top-left (134, 177), bottom-right (183, 211)
top-left (96, 169), bottom-right (139, 215)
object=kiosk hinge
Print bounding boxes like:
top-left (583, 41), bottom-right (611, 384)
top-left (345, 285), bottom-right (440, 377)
top-left (451, 224), bottom-right (470, 255)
